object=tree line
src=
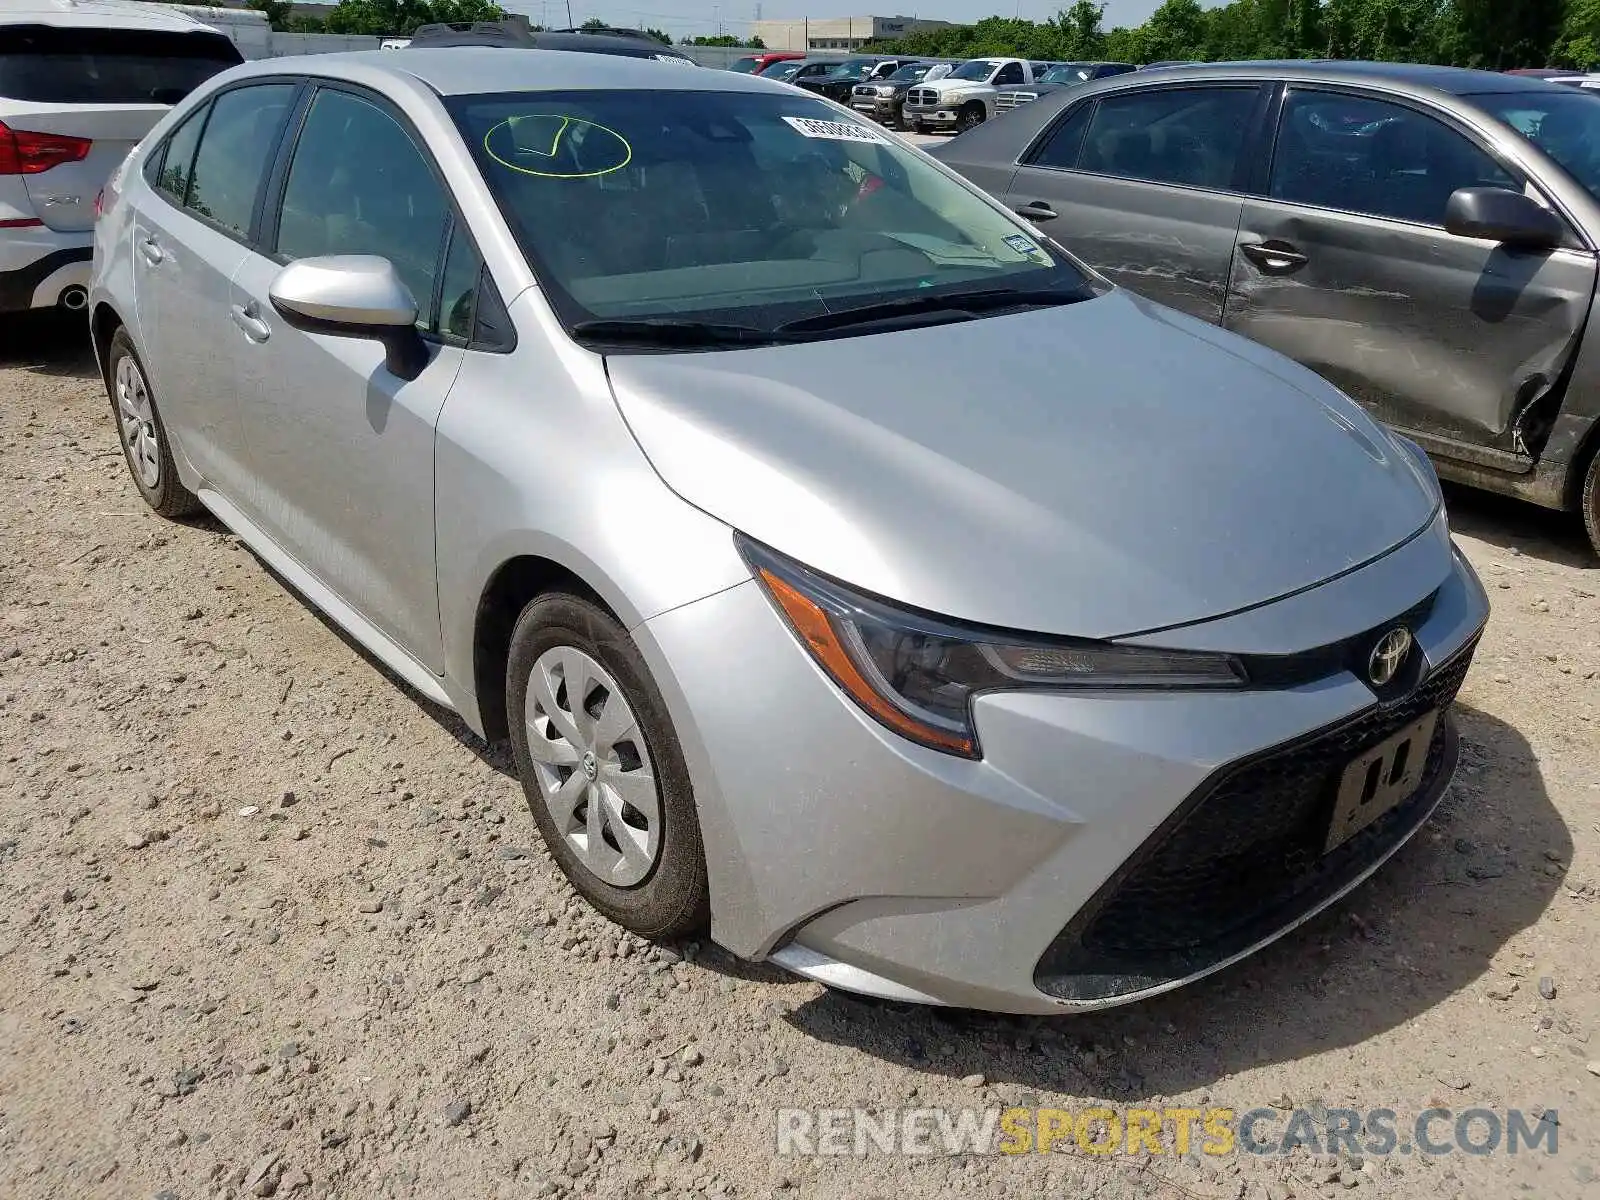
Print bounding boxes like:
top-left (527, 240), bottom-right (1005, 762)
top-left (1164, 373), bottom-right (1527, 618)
top-left (864, 0), bottom-right (1600, 72)
top-left (242, 0), bottom-right (764, 44)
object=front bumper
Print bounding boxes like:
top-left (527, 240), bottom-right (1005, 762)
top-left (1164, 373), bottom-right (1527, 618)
top-left (636, 516), bottom-right (1488, 1014)
top-left (903, 104), bottom-right (960, 128)
top-left (850, 96), bottom-right (901, 122)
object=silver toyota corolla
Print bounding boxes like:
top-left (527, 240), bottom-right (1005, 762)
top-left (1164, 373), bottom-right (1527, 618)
top-left (89, 48), bottom-right (1490, 1014)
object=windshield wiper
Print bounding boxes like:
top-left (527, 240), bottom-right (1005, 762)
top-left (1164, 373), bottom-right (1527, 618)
top-left (774, 286), bottom-right (1089, 335)
top-left (570, 319), bottom-right (796, 348)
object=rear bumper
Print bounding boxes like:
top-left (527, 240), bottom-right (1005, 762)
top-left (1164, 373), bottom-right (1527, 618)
top-left (0, 241), bottom-right (92, 311)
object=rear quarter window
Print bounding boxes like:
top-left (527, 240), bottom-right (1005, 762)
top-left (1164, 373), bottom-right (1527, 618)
top-left (0, 26), bottom-right (242, 104)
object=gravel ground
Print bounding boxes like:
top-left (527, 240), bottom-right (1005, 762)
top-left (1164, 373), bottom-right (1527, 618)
top-left (1, 309), bottom-right (1598, 1200)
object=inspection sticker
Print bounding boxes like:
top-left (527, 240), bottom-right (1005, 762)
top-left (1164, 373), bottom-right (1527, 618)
top-left (1003, 233), bottom-right (1039, 254)
top-left (782, 116), bottom-right (889, 144)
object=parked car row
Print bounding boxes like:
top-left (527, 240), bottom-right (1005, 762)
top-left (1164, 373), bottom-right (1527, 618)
top-left (91, 45), bottom-right (1491, 1015)
top-left (934, 60), bottom-right (1600, 553)
top-left (3, 8), bottom-right (1572, 1017)
top-left (724, 51), bottom-right (1151, 133)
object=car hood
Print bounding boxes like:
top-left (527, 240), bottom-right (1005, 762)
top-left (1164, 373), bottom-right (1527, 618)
top-left (606, 291), bottom-right (1440, 639)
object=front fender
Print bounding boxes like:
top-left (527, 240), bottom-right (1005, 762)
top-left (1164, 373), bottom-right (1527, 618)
top-left (432, 292), bottom-right (750, 735)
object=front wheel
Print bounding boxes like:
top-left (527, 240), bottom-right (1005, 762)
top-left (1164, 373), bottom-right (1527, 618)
top-left (506, 592), bottom-right (709, 940)
top-left (1582, 450), bottom-right (1600, 558)
top-left (956, 103), bottom-right (986, 133)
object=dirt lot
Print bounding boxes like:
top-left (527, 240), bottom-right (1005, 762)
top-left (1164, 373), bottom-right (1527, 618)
top-left (1, 309), bottom-right (1598, 1200)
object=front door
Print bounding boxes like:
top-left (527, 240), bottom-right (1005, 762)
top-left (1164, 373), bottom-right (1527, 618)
top-left (229, 85), bottom-right (465, 669)
top-left (1001, 84), bottom-right (1265, 322)
top-left (1224, 87), bottom-right (1597, 453)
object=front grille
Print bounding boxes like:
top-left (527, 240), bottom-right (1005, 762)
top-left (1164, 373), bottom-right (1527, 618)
top-left (1035, 637), bottom-right (1478, 1002)
top-left (996, 90), bottom-right (1038, 109)
top-left (908, 87), bottom-right (937, 106)
top-left (852, 84), bottom-right (875, 98)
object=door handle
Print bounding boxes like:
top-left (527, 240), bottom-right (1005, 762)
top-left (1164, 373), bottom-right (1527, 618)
top-left (229, 302), bottom-right (271, 343)
top-left (1014, 200), bottom-right (1058, 221)
top-left (139, 237), bottom-right (163, 265)
top-left (1240, 240), bottom-right (1309, 274)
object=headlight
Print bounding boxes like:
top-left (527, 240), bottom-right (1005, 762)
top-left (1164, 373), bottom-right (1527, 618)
top-left (877, 85), bottom-right (895, 96)
top-left (740, 537), bottom-right (1246, 759)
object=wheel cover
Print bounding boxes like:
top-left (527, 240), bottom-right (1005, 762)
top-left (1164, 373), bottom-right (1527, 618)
top-left (115, 355), bottom-right (160, 490)
top-left (524, 646), bottom-right (661, 887)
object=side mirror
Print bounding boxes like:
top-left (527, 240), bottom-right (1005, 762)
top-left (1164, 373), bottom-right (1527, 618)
top-left (1444, 186), bottom-right (1563, 250)
top-left (268, 254), bottom-right (430, 381)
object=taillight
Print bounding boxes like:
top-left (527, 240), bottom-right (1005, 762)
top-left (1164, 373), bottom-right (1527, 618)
top-left (94, 189), bottom-right (104, 218)
top-left (0, 120), bottom-right (92, 175)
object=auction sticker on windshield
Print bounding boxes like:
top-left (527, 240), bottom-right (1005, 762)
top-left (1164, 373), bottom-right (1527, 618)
top-left (783, 116), bottom-right (889, 143)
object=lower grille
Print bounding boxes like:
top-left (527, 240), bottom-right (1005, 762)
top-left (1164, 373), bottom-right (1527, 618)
top-left (996, 90), bottom-right (1038, 109)
top-left (1035, 638), bottom-right (1478, 1003)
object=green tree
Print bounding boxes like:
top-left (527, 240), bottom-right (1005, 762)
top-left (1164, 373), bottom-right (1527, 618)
top-left (1137, 0), bottom-right (1209, 60)
top-left (248, 0), bottom-right (294, 32)
top-left (323, 0), bottom-right (503, 35)
top-left (642, 26), bottom-right (672, 44)
top-left (685, 34), bottom-right (766, 46)
top-left (1437, 0), bottom-right (1564, 68)
top-left (1554, 0), bottom-right (1600, 66)
top-left (1053, 0), bottom-right (1106, 58)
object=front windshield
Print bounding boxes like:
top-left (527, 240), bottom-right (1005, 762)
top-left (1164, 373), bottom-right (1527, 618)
top-left (765, 61), bottom-right (803, 81)
top-left (887, 63), bottom-right (932, 83)
top-left (730, 56), bottom-right (762, 73)
top-left (949, 59), bottom-right (1000, 82)
top-left (1039, 65), bottom-right (1093, 85)
top-left (449, 89), bottom-right (1087, 338)
top-left (823, 58), bottom-right (877, 79)
top-left (1472, 90), bottom-right (1600, 197)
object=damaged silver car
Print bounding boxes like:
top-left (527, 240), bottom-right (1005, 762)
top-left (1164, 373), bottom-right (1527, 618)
top-left (933, 62), bottom-right (1600, 553)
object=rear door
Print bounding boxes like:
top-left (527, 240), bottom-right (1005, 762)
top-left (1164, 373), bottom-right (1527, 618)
top-left (1001, 83), bottom-right (1267, 322)
top-left (0, 25), bottom-right (241, 232)
top-left (1225, 87), bottom-right (1597, 452)
top-left (132, 80), bottom-right (297, 500)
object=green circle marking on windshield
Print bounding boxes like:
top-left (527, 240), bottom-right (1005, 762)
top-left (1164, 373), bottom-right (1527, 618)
top-left (485, 114), bottom-right (633, 179)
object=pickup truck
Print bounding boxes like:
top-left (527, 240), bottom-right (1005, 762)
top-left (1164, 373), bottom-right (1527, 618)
top-left (902, 57), bottom-right (1052, 133)
top-left (993, 60), bottom-right (1136, 113)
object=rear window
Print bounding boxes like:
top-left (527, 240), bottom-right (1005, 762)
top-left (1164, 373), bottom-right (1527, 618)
top-left (0, 26), bottom-right (242, 104)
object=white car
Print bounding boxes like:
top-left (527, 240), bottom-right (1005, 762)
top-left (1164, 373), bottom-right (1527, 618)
top-left (0, 0), bottom-right (241, 314)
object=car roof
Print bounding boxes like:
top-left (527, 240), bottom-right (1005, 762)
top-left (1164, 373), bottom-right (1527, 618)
top-left (1097, 58), bottom-right (1572, 97)
top-left (231, 46), bottom-right (789, 95)
top-left (0, 0), bottom-right (218, 33)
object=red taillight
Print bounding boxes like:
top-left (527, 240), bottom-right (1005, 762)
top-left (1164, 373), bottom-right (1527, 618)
top-left (0, 217), bottom-right (43, 228)
top-left (0, 119), bottom-right (91, 175)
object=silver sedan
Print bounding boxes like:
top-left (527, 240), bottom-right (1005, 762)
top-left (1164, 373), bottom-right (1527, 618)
top-left (90, 48), bottom-right (1489, 1013)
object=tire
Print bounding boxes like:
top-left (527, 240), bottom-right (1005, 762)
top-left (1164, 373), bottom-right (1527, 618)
top-left (105, 328), bottom-right (200, 519)
top-left (1583, 449), bottom-right (1600, 558)
top-left (506, 592), bottom-right (709, 940)
top-left (957, 103), bottom-right (986, 133)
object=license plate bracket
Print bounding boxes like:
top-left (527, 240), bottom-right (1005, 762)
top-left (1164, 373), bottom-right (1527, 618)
top-left (1325, 710), bottom-right (1439, 853)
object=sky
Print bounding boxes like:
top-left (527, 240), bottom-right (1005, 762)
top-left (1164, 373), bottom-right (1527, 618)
top-left (502, 0), bottom-right (1204, 42)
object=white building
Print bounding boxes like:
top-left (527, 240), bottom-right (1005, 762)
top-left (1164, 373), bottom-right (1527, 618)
top-left (750, 14), bottom-right (953, 52)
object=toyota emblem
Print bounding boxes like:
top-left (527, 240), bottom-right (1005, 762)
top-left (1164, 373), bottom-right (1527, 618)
top-left (1367, 627), bottom-right (1413, 688)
